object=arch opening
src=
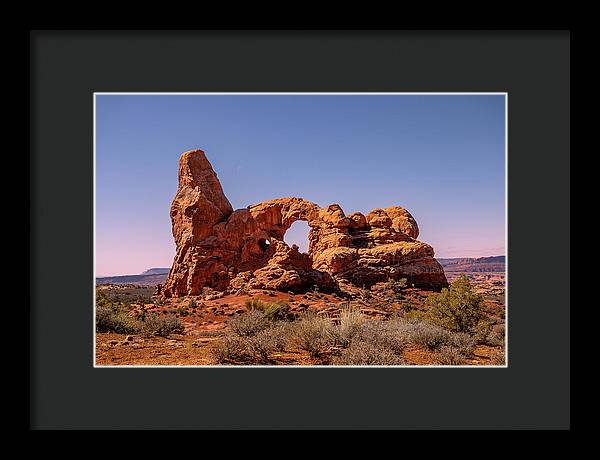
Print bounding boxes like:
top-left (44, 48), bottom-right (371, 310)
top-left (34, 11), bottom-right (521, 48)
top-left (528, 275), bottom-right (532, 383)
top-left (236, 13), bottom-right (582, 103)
top-left (258, 238), bottom-right (270, 252)
top-left (284, 220), bottom-right (311, 254)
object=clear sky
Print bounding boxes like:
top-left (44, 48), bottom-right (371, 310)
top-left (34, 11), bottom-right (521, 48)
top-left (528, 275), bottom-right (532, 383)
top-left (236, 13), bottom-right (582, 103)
top-left (96, 94), bottom-right (505, 276)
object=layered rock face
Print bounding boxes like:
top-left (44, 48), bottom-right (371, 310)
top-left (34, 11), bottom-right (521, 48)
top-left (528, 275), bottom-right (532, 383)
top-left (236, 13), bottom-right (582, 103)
top-left (162, 149), bottom-right (448, 297)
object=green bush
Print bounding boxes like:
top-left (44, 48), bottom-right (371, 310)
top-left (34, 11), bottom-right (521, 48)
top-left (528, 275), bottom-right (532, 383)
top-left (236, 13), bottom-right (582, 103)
top-left (424, 275), bottom-right (485, 332)
top-left (95, 289), bottom-right (141, 334)
top-left (96, 305), bottom-right (140, 334)
top-left (244, 299), bottom-right (292, 320)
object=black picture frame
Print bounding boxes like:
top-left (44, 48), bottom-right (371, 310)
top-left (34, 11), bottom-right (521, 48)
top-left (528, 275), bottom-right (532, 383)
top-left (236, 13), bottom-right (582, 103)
top-left (30, 30), bottom-right (570, 430)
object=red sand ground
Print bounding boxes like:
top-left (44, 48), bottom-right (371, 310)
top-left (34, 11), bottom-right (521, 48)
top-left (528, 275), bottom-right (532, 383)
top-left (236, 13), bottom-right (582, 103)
top-left (95, 284), bottom-right (505, 366)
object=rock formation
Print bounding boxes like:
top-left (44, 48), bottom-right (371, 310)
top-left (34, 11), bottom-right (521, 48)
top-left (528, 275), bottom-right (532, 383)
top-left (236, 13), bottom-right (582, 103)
top-left (162, 149), bottom-right (448, 297)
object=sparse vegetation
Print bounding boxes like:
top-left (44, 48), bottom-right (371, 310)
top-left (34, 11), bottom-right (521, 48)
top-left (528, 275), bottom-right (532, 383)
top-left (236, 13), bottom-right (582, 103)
top-left (98, 272), bottom-right (505, 366)
top-left (95, 287), bottom-right (183, 337)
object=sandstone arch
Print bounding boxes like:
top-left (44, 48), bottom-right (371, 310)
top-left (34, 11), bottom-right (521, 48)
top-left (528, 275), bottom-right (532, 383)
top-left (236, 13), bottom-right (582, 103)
top-left (162, 149), bottom-right (447, 297)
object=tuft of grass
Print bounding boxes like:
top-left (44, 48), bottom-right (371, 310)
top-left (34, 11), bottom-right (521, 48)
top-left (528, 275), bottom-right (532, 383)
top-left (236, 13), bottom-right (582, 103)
top-left (331, 304), bottom-right (365, 347)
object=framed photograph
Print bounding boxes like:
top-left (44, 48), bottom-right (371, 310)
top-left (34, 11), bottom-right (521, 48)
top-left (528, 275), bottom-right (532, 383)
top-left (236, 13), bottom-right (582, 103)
top-left (93, 92), bottom-right (507, 369)
top-left (30, 30), bottom-right (570, 429)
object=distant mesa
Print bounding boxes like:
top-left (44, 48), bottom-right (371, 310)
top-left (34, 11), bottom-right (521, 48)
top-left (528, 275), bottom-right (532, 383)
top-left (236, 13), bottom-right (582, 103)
top-left (96, 268), bottom-right (170, 286)
top-left (161, 149), bottom-right (448, 297)
top-left (140, 267), bottom-right (170, 275)
top-left (438, 256), bottom-right (505, 273)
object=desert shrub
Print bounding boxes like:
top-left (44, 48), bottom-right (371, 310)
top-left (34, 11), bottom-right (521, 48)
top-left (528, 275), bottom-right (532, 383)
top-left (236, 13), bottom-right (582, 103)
top-left (140, 313), bottom-right (184, 337)
top-left (353, 320), bottom-right (408, 354)
top-left (211, 334), bottom-right (250, 364)
top-left (473, 318), bottom-right (494, 344)
top-left (96, 288), bottom-right (142, 333)
top-left (450, 332), bottom-right (477, 356)
top-left (331, 305), bottom-right (365, 347)
top-left (486, 323), bottom-right (506, 347)
top-left (489, 349), bottom-right (506, 365)
top-left (403, 309), bottom-right (425, 321)
top-left (410, 322), bottom-right (454, 351)
top-left (188, 298), bottom-right (197, 309)
top-left (245, 328), bottom-right (289, 363)
top-left (229, 310), bottom-right (270, 337)
top-left (436, 346), bottom-right (467, 365)
top-left (424, 275), bottom-right (485, 332)
top-left (244, 299), bottom-right (292, 320)
top-left (96, 305), bottom-right (141, 334)
top-left (333, 341), bottom-right (405, 365)
top-left (268, 322), bottom-right (294, 350)
top-left (293, 312), bottom-right (335, 357)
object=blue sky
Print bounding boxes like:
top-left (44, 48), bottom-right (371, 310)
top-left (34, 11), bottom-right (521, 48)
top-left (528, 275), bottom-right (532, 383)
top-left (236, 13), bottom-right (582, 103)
top-left (96, 94), bottom-right (505, 276)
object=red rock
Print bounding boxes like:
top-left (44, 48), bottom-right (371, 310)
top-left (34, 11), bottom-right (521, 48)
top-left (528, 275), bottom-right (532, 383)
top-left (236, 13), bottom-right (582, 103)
top-left (163, 149), bottom-right (447, 297)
